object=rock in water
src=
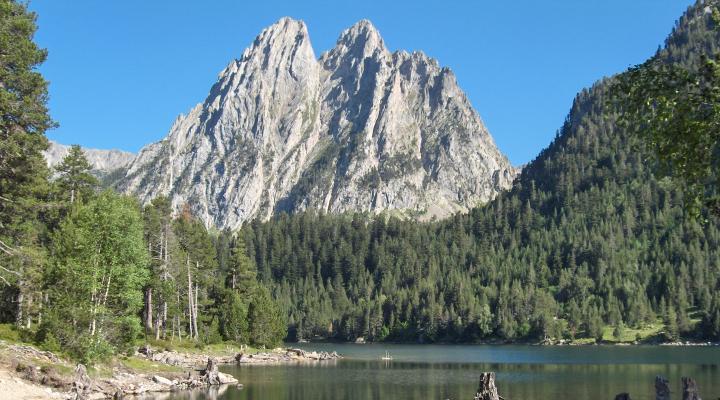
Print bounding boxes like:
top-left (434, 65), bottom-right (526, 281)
top-left (116, 17), bottom-right (516, 229)
top-left (655, 376), bottom-right (671, 400)
top-left (682, 377), bottom-right (701, 400)
top-left (615, 394), bottom-right (632, 400)
top-left (474, 372), bottom-right (500, 400)
top-left (217, 372), bottom-right (239, 385)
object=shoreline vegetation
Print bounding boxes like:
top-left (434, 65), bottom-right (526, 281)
top-left (0, 334), bottom-right (341, 399)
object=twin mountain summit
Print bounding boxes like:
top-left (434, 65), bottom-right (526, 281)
top-left (51, 17), bottom-right (545, 229)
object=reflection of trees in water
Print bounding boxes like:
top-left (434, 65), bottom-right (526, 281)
top-left (147, 361), bottom-right (720, 400)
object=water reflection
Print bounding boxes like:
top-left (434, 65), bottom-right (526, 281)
top-left (141, 345), bottom-right (720, 400)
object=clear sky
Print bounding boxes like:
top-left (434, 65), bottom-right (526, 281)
top-left (30, 0), bottom-right (693, 165)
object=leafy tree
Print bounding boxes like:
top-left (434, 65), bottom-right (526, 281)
top-left (44, 191), bottom-right (149, 362)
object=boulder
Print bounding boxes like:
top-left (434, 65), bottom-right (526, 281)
top-left (152, 375), bottom-right (173, 386)
top-left (217, 372), bottom-right (239, 385)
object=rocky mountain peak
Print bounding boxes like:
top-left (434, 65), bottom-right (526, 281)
top-left (322, 19), bottom-right (388, 71)
top-left (117, 19), bottom-right (517, 229)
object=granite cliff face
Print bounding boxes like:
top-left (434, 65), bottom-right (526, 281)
top-left (117, 18), bottom-right (516, 229)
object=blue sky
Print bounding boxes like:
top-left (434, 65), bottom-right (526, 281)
top-left (31, 0), bottom-right (693, 165)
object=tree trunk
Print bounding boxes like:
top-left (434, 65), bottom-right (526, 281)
top-left (682, 377), bottom-right (701, 400)
top-left (193, 270), bottom-right (199, 340)
top-left (186, 255), bottom-right (194, 340)
top-left (24, 293), bottom-right (32, 329)
top-left (655, 376), bottom-right (671, 400)
top-left (15, 286), bottom-right (24, 328)
top-left (474, 372), bottom-right (500, 400)
top-left (202, 358), bottom-right (220, 385)
top-left (145, 287), bottom-right (153, 332)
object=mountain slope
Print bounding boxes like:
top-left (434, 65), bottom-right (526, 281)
top-left (239, 1), bottom-right (720, 343)
top-left (117, 18), bottom-right (515, 229)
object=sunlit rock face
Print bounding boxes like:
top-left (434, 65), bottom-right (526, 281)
top-left (117, 18), bottom-right (516, 229)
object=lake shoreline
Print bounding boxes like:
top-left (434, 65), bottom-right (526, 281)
top-left (0, 341), bottom-right (341, 399)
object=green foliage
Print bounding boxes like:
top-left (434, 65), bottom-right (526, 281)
top-left (0, 0), bottom-right (53, 325)
top-left (218, 290), bottom-right (249, 344)
top-left (239, 2), bottom-right (720, 344)
top-left (54, 144), bottom-right (98, 204)
top-left (612, 2), bottom-right (720, 216)
top-left (248, 286), bottom-right (286, 348)
top-left (46, 191), bottom-right (149, 363)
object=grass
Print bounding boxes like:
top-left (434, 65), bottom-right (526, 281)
top-left (141, 338), bottom-right (258, 356)
top-left (0, 324), bottom-right (21, 343)
top-left (118, 356), bottom-right (183, 373)
top-left (600, 322), bottom-right (665, 343)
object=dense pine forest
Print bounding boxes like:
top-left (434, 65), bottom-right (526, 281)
top-left (1, 0), bottom-right (720, 365)
top-left (240, 1), bottom-right (720, 344)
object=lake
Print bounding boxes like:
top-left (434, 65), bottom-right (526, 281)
top-left (151, 343), bottom-right (720, 400)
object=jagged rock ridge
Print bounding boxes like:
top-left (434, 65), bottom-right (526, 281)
top-left (117, 18), bottom-right (516, 229)
top-left (44, 140), bottom-right (135, 175)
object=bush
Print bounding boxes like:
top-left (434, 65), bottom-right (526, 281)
top-left (40, 332), bottom-right (61, 353)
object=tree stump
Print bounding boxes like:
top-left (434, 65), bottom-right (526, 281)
top-left (73, 363), bottom-right (93, 400)
top-left (474, 372), bottom-right (500, 400)
top-left (615, 393), bottom-right (632, 400)
top-left (655, 376), bottom-right (671, 400)
top-left (202, 357), bottom-right (220, 385)
top-left (681, 377), bottom-right (701, 400)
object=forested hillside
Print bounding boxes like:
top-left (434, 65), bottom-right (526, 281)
top-left (240, 1), bottom-right (720, 343)
top-left (2, 0), bottom-right (720, 366)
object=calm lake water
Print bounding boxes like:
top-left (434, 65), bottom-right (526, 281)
top-left (151, 343), bottom-right (720, 400)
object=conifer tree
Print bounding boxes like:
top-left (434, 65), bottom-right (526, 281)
top-left (54, 145), bottom-right (98, 204)
top-left (0, 0), bottom-right (54, 326)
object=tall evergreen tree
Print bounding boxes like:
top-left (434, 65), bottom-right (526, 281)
top-left (0, 0), bottom-right (54, 326)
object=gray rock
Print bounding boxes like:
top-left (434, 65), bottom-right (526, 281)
top-left (115, 17), bottom-right (516, 229)
top-left (217, 372), bottom-right (238, 385)
top-left (152, 375), bottom-right (173, 386)
top-left (44, 140), bottom-right (134, 175)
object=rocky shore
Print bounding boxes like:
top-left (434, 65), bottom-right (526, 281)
top-left (139, 346), bottom-right (341, 367)
top-left (0, 342), bottom-right (341, 399)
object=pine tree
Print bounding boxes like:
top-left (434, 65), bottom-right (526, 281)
top-left (54, 145), bottom-right (98, 204)
top-left (0, 0), bottom-right (54, 327)
top-left (248, 286), bottom-right (286, 348)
